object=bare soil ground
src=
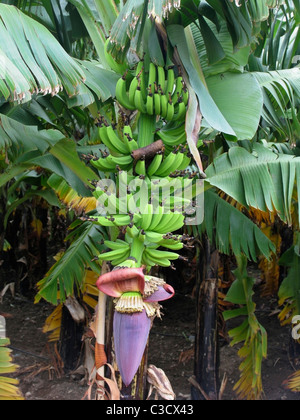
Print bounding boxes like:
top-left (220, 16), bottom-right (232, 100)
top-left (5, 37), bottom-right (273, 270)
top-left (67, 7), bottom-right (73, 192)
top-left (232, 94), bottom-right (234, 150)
top-left (1, 284), bottom-right (300, 401)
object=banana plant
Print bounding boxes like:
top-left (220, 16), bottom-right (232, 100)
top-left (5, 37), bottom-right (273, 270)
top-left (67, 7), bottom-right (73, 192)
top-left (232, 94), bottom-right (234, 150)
top-left (223, 255), bottom-right (268, 400)
top-left (0, 0), bottom-right (300, 401)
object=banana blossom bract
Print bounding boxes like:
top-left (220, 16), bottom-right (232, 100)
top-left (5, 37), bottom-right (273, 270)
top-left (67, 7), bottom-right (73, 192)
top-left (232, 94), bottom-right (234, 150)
top-left (97, 268), bottom-right (174, 386)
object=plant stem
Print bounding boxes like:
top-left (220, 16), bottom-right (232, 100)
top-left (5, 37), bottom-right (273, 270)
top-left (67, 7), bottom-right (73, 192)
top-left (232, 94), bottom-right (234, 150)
top-left (95, 262), bottom-right (109, 391)
top-left (137, 113), bottom-right (157, 148)
top-left (192, 236), bottom-right (220, 400)
top-left (130, 236), bottom-right (145, 267)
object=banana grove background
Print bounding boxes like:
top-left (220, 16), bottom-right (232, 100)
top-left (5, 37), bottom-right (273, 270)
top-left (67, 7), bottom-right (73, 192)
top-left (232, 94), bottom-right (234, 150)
top-left (0, 0), bottom-right (300, 401)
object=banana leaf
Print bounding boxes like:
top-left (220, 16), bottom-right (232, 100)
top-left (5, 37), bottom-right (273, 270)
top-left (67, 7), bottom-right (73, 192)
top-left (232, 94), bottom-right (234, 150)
top-left (0, 3), bottom-right (86, 103)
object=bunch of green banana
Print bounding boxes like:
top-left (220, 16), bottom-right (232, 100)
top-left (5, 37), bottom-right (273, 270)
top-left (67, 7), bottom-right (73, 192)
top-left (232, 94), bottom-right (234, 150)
top-left (91, 213), bottom-right (141, 228)
top-left (100, 231), bottom-right (184, 269)
top-left (98, 124), bottom-right (138, 156)
top-left (115, 62), bottom-right (189, 121)
top-left (98, 239), bottom-right (131, 266)
top-left (91, 153), bottom-right (133, 172)
top-left (156, 122), bottom-right (187, 148)
top-left (146, 147), bottom-right (191, 178)
top-left (90, 59), bottom-right (194, 271)
top-left (91, 125), bottom-right (140, 173)
top-left (132, 147), bottom-right (191, 178)
top-left (135, 204), bottom-right (185, 235)
top-left (142, 247), bottom-right (180, 268)
top-left (143, 230), bottom-right (184, 251)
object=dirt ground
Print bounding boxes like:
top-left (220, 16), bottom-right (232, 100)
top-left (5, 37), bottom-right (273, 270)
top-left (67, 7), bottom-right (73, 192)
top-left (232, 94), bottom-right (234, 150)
top-left (1, 279), bottom-right (300, 401)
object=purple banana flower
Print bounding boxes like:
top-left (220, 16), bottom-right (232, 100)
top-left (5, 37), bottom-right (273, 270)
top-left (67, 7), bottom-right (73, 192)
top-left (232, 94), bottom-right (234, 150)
top-left (113, 309), bottom-right (151, 387)
top-left (97, 269), bottom-right (175, 386)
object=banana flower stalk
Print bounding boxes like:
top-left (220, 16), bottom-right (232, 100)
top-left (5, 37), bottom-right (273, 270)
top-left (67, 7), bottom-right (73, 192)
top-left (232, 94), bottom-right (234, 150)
top-left (97, 268), bottom-right (174, 386)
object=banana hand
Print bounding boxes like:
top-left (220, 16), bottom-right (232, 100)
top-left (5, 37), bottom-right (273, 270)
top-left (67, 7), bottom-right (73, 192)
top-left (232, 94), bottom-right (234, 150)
top-left (116, 74), bottom-right (136, 111)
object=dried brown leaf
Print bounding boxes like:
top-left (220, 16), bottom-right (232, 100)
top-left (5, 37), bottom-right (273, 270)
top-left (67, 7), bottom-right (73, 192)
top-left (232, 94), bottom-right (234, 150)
top-left (147, 365), bottom-right (176, 400)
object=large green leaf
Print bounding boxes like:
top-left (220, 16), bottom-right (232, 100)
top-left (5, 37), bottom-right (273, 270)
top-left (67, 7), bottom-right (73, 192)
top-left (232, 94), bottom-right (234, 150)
top-left (66, 0), bottom-right (107, 64)
top-left (0, 114), bottom-right (98, 195)
top-left (0, 113), bottom-right (64, 154)
top-left (66, 60), bottom-right (121, 108)
top-left (107, 0), bottom-right (182, 61)
top-left (29, 153), bottom-right (92, 197)
top-left (206, 142), bottom-right (300, 225)
top-left (206, 72), bottom-right (263, 140)
top-left (167, 24), bottom-right (236, 136)
top-left (36, 221), bottom-right (106, 305)
top-left (252, 68), bottom-right (300, 140)
top-left (190, 20), bottom-right (250, 78)
top-left (0, 3), bottom-right (86, 104)
top-left (203, 189), bottom-right (275, 260)
top-left (48, 138), bottom-right (98, 187)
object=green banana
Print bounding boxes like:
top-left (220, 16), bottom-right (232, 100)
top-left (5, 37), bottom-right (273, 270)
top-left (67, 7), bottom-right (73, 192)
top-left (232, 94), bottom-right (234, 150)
top-left (91, 216), bottom-right (118, 227)
top-left (104, 240), bottom-right (130, 251)
top-left (182, 85), bottom-right (189, 106)
top-left (159, 122), bottom-right (186, 137)
top-left (117, 258), bottom-right (138, 269)
top-left (135, 157), bottom-right (146, 176)
top-left (152, 212), bottom-right (185, 234)
top-left (158, 129), bottom-right (186, 147)
top-left (115, 215), bottom-right (134, 226)
top-left (111, 155), bottom-right (133, 168)
top-left (172, 151), bottom-right (185, 172)
top-left (176, 151), bottom-right (191, 171)
top-left (139, 204), bottom-right (153, 231)
top-left (98, 248), bottom-right (130, 262)
top-left (166, 100), bottom-right (175, 121)
top-left (123, 124), bottom-right (133, 138)
top-left (123, 125), bottom-right (138, 152)
top-left (129, 76), bottom-right (139, 105)
top-left (158, 241), bottom-right (184, 251)
top-left (165, 67), bottom-right (175, 96)
top-left (147, 152), bottom-right (163, 177)
top-left (142, 251), bottom-right (157, 268)
top-left (143, 249), bottom-right (172, 267)
top-left (146, 93), bottom-right (154, 116)
top-left (172, 76), bottom-right (183, 103)
top-left (93, 187), bottom-right (106, 201)
top-left (111, 250), bottom-right (131, 266)
top-left (126, 224), bottom-right (140, 239)
top-left (155, 258), bottom-right (172, 268)
top-left (148, 62), bottom-right (157, 91)
top-left (139, 64), bottom-right (147, 102)
top-left (154, 91), bottom-right (161, 116)
top-left (145, 248), bottom-right (179, 262)
top-left (99, 125), bottom-right (122, 155)
top-left (134, 87), bottom-right (147, 114)
top-left (150, 212), bottom-right (174, 234)
top-left (91, 156), bottom-right (116, 172)
top-left (144, 231), bottom-right (165, 244)
top-left (153, 150), bottom-right (177, 177)
top-left (106, 125), bottom-right (129, 155)
top-left (115, 74), bottom-right (136, 111)
top-left (128, 61), bottom-right (145, 105)
top-left (160, 94), bottom-right (168, 119)
top-left (157, 66), bottom-right (166, 94)
top-left (147, 205), bottom-right (165, 231)
top-left (172, 100), bottom-right (186, 122)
